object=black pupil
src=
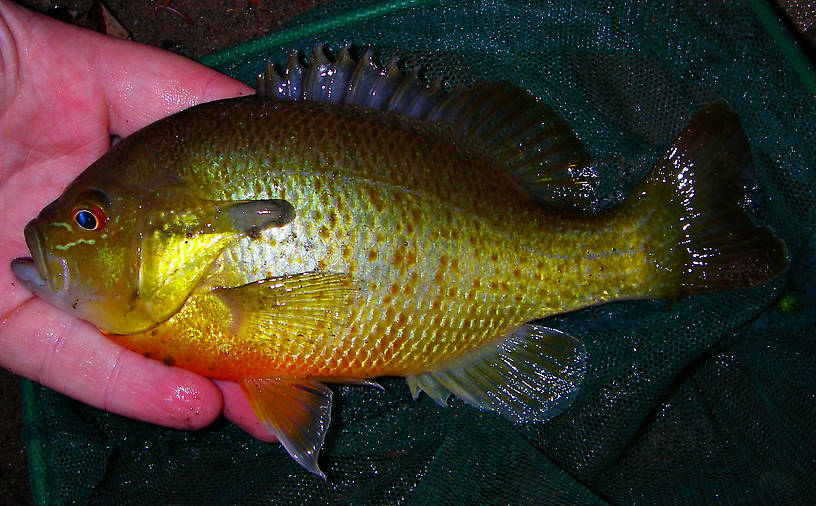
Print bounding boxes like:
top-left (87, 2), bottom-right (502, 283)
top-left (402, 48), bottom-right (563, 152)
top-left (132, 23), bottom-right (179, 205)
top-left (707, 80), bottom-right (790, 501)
top-left (75, 210), bottom-right (97, 230)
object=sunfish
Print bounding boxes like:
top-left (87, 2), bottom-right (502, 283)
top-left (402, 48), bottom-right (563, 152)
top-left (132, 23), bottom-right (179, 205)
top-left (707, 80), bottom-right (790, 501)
top-left (11, 47), bottom-right (788, 476)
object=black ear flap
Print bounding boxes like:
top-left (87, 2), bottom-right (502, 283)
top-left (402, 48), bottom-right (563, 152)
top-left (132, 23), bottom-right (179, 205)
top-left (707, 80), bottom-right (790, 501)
top-left (223, 199), bottom-right (296, 238)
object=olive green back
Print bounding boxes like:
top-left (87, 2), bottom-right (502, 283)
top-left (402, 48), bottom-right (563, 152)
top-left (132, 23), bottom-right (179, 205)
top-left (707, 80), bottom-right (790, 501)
top-left (21, 0), bottom-right (815, 503)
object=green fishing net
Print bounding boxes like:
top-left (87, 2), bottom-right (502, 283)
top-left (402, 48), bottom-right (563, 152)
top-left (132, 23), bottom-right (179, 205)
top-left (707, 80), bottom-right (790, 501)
top-left (20, 0), bottom-right (815, 503)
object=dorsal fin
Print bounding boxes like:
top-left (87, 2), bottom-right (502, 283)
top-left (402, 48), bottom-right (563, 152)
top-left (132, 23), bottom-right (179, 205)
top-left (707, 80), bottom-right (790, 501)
top-left (256, 45), bottom-right (446, 118)
top-left (257, 46), bottom-right (600, 209)
top-left (427, 82), bottom-right (599, 208)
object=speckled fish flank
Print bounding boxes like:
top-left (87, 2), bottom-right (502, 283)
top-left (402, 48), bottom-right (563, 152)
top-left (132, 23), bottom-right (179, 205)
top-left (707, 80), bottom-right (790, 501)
top-left (11, 47), bottom-right (787, 476)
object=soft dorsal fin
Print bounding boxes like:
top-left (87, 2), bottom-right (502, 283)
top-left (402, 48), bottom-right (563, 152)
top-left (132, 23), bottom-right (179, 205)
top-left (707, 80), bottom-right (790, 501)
top-left (256, 46), bottom-right (601, 209)
top-left (427, 82), bottom-right (599, 208)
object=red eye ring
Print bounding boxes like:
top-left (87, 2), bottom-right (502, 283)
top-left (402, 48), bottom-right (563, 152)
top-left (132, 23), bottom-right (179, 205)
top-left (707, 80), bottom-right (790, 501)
top-left (72, 205), bottom-right (107, 231)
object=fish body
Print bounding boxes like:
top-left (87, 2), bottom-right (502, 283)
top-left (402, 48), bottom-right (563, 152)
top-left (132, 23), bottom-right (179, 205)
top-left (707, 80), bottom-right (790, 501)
top-left (12, 48), bottom-right (788, 476)
top-left (97, 96), bottom-right (645, 380)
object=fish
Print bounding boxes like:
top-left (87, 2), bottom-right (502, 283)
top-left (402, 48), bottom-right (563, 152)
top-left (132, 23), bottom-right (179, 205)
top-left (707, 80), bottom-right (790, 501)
top-left (11, 46), bottom-right (788, 477)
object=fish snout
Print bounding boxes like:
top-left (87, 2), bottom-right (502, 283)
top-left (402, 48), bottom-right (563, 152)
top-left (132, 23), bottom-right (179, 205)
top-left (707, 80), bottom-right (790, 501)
top-left (10, 257), bottom-right (47, 292)
top-left (12, 220), bottom-right (61, 293)
top-left (24, 220), bottom-right (46, 271)
top-left (11, 221), bottom-right (48, 292)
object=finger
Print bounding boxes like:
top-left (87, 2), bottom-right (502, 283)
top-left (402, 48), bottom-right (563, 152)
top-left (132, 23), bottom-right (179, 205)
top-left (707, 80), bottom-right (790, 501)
top-left (216, 379), bottom-right (278, 443)
top-left (4, 2), bottom-right (252, 138)
top-left (0, 3), bottom-right (112, 177)
top-left (92, 34), bottom-right (253, 136)
top-left (0, 297), bottom-right (223, 430)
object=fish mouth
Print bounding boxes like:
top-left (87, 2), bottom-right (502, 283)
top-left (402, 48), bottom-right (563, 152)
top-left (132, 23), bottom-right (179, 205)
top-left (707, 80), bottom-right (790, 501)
top-left (11, 221), bottom-right (49, 292)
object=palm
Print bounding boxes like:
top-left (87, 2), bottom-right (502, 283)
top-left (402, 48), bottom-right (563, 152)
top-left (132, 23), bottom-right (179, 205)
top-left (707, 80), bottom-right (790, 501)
top-left (0, 2), bottom-right (271, 440)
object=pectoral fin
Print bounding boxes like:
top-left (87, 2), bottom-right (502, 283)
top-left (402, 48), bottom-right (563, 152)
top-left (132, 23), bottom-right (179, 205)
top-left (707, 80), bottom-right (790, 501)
top-left (213, 272), bottom-right (357, 339)
top-left (406, 324), bottom-right (587, 423)
top-left (239, 378), bottom-right (332, 477)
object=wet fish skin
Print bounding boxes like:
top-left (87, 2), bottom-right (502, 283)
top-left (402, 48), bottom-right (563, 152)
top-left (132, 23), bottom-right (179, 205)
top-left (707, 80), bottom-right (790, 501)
top-left (58, 95), bottom-right (644, 381)
top-left (11, 48), bottom-right (788, 476)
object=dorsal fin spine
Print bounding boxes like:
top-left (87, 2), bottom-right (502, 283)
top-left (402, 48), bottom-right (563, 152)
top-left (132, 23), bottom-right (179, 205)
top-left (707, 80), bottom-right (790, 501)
top-left (300, 44), bottom-right (327, 102)
top-left (280, 50), bottom-right (304, 100)
top-left (345, 50), bottom-right (373, 106)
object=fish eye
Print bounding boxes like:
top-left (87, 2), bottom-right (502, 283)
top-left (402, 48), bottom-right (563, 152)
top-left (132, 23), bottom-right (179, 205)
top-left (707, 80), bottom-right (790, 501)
top-left (72, 206), bottom-right (107, 231)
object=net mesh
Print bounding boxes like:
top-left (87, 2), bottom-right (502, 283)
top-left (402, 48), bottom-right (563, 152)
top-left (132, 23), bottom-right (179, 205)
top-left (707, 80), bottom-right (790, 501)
top-left (21, 0), bottom-right (816, 503)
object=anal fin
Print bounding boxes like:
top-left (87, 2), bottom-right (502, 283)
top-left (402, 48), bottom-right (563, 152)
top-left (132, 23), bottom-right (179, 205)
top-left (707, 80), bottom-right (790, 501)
top-left (239, 378), bottom-right (332, 477)
top-left (406, 324), bottom-right (587, 423)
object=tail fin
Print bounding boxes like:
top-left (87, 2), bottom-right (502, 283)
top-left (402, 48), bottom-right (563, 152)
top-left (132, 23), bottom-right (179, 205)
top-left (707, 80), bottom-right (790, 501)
top-left (633, 102), bottom-right (787, 295)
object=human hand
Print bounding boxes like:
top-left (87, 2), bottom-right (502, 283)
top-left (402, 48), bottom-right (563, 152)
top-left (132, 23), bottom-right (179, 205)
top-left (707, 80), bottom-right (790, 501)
top-left (0, 0), bottom-right (274, 441)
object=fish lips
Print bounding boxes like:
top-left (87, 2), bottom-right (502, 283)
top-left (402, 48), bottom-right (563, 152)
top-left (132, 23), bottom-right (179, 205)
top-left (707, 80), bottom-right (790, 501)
top-left (11, 220), bottom-right (50, 293)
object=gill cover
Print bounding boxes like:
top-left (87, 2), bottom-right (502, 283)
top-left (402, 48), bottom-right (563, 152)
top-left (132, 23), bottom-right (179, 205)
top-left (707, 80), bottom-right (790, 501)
top-left (13, 182), bottom-right (295, 335)
top-left (119, 198), bottom-right (296, 333)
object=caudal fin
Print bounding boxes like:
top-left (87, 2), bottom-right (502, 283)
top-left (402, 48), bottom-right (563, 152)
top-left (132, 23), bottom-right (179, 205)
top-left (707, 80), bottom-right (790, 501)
top-left (633, 102), bottom-right (787, 295)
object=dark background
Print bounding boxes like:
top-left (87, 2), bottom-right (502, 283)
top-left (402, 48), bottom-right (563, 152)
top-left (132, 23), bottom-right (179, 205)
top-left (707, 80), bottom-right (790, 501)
top-left (1, 0), bottom-right (813, 504)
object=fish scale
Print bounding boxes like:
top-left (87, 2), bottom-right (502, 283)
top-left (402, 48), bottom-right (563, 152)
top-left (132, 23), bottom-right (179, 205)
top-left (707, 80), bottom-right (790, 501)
top-left (12, 47), bottom-right (787, 476)
top-left (112, 106), bottom-right (674, 379)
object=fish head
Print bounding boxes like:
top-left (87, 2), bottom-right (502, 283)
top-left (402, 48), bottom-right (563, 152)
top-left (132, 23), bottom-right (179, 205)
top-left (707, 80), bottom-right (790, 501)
top-left (10, 176), bottom-right (162, 334)
top-left (12, 129), bottom-right (272, 337)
